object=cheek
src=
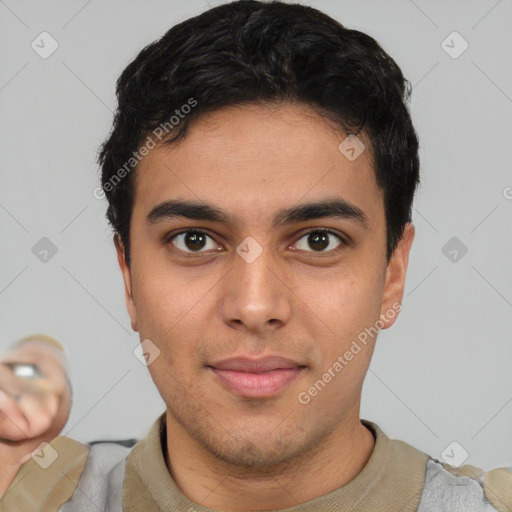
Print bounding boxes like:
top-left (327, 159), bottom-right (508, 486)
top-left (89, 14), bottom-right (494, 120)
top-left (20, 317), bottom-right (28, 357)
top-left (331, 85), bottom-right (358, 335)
top-left (132, 259), bottom-right (193, 335)
top-left (132, 270), bottom-right (209, 382)
top-left (296, 272), bottom-right (383, 386)
top-left (302, 273), bottom-right (382, 335)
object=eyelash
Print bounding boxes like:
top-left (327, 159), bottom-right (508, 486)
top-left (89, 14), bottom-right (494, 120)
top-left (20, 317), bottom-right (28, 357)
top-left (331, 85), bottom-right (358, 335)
top-left (165, 228), bottom-right (348, 256)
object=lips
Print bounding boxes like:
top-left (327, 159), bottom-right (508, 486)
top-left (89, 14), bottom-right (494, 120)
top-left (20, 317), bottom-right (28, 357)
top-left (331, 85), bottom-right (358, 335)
top-left (208, 356), bottom-right (304, 373)
top-left (207, 356), bottom-right (306, 398)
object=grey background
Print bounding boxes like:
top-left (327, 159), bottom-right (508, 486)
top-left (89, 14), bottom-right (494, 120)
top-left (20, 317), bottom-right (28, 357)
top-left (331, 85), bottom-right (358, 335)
top-left (1, 0), bottom-right (511, 471)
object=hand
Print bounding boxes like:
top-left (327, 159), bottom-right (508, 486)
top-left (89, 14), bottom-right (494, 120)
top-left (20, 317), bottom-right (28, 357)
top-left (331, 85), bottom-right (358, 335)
top-left (0, 335), bottom-right (72, 497)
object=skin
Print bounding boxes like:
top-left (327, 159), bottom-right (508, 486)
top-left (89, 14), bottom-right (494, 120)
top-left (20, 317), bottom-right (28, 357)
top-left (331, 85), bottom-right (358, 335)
top-left (0, 341), bottom-right (71, 497)
top-left (116, 102), bottom-right (415, 510)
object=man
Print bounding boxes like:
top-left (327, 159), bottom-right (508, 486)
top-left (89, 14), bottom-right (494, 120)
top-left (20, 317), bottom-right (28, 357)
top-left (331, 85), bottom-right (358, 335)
top-left (1, 1), bottom-right (510, 511)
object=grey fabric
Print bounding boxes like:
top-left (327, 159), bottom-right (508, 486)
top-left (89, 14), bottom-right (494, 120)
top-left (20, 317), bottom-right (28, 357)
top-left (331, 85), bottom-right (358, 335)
top-left (58, 442), bottom-right (131, 512)
top-left (417, 459), bottom-right (499, 512)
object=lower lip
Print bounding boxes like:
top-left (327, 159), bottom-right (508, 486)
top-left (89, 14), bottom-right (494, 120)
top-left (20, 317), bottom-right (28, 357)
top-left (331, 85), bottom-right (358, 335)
top-left (209, 367), bottom-right (305, 398)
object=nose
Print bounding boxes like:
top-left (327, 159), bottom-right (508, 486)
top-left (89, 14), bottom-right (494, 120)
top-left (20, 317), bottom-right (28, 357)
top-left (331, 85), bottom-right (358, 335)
top-left (221, 244), bottom-right (292, 334)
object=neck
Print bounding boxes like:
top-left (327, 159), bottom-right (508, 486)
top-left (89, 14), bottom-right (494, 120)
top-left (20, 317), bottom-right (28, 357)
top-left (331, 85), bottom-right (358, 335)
top-left (164, 410), bottom-right (375, 511)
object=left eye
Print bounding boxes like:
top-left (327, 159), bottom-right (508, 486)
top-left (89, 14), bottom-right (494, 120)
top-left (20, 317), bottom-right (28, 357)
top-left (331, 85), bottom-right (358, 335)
top-left (293, 230), bottom-right (344, 253)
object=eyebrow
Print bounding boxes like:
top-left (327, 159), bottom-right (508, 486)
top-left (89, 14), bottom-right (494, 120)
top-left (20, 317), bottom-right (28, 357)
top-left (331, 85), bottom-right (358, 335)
top-left (147, 197), bottom-right (368, 229)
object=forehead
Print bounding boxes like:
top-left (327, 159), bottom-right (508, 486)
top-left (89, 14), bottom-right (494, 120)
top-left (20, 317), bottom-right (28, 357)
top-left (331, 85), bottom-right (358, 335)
top-left (132, 102), bottom-right (383, 229)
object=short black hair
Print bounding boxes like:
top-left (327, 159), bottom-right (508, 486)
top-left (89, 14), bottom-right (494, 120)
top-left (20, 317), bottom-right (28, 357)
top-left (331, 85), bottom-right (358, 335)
top-left (98, 0), bottom-right (420, 264)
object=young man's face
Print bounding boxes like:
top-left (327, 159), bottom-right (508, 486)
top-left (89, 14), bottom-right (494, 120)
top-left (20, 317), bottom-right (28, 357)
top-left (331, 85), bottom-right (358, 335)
top-left (117, 102), bottom-right (414, 467)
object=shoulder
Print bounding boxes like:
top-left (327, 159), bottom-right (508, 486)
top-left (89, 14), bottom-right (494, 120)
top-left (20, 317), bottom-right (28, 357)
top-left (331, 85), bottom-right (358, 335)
top-left (1, 435), bottom-right (90, 511)
top-left (58, 438), bottom-right (137, 512)
top-left (418, 458), bottom-right (512, 512)
top-left (366, 421), bottom-right (511, 512)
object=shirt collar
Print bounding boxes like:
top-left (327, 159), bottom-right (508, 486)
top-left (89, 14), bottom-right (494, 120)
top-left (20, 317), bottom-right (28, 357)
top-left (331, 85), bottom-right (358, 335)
top-left (123, 411), bottom-right (428, 511)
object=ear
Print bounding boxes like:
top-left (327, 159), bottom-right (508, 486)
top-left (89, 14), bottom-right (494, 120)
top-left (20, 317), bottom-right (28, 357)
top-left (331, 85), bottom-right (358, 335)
top-left (114, 235), bottom-right (138, 332)
top-left (379, 223), bottom-right (415, 329)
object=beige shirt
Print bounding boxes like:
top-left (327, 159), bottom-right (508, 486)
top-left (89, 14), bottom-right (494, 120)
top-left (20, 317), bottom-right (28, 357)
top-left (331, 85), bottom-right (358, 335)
top-left (122, 415), bottom-right (429, 511)
top-left (1, 413), bottom-right (510, 511)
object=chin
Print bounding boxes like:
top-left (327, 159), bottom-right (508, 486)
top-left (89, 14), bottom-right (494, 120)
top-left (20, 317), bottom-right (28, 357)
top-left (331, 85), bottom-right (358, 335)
top-left (200, 427), bottom-right (310, 469)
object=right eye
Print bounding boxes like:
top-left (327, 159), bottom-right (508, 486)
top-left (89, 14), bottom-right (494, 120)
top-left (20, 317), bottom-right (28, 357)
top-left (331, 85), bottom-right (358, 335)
top-left (166, 230), bottom-right (223, 254)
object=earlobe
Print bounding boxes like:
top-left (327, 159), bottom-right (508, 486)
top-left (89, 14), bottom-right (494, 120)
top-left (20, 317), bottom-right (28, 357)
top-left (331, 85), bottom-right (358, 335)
top-left (114, 235), bottom-right (138, 332)
top-left (380, 223), bottom-right (415, 329)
